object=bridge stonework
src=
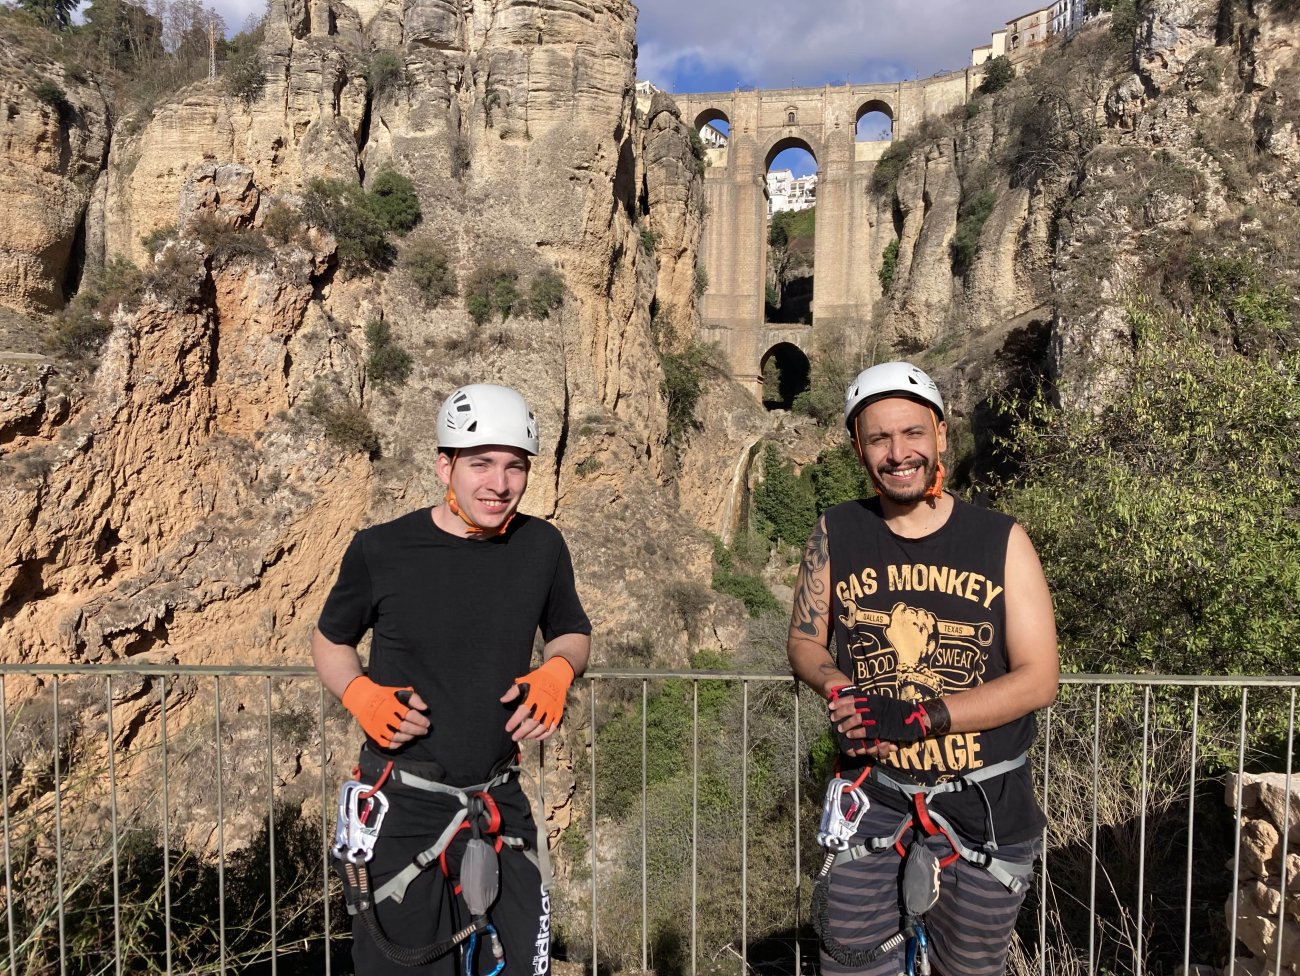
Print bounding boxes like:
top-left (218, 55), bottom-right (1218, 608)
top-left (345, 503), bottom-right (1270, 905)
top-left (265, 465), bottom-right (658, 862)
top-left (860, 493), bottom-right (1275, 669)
top-left (673, 69), bottom-right (980, 395)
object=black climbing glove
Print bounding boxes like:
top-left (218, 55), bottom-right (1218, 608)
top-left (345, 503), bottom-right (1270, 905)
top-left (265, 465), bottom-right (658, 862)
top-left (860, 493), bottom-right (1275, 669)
top-left (829, 685), bottom-right (930, 751)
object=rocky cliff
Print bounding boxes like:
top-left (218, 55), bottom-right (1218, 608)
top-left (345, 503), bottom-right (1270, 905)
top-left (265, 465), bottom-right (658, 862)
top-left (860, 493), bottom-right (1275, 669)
top-left (872, 0), bottom-right (1300, 457)
top-left (0, 0), bottom-right (763, 857)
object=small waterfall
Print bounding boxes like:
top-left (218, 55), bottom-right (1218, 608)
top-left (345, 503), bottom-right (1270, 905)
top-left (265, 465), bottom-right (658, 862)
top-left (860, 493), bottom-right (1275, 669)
top-left (719, 436), bottom-right (763, 545)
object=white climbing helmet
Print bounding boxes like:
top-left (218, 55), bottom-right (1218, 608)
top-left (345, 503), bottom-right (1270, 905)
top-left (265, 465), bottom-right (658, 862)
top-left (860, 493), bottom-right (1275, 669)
top-left (843, 362), bottom-right (945, 432)
top-left (437, 384), bottom-right (539, 455)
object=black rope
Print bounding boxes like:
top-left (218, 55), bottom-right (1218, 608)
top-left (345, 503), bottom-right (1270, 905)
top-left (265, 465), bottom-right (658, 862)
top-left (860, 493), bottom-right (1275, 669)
top-left (810, 853), bottom-right (909, 968)
top-left (338, 860), bottom-right (483, 967)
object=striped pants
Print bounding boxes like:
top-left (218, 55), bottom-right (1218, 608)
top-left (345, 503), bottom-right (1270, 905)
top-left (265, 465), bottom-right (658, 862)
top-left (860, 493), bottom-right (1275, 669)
top-left (818, 803), bottom-right (1038, 976)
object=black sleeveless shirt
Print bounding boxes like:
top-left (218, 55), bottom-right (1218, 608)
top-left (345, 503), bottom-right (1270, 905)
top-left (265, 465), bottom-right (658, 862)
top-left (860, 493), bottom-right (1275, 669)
top-left (824, 495), bottom-right (1045, 845)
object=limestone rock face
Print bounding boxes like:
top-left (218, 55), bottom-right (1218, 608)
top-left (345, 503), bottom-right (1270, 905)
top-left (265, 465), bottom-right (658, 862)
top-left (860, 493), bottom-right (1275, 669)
top-left (1137, 0), bottom-right (1222, 93)
top-left (885, 139), bottom-right (960, 350)
top-left (0, 47), bottom-right (110, 313)
top-left (0, 0), bottom-right (754, 844)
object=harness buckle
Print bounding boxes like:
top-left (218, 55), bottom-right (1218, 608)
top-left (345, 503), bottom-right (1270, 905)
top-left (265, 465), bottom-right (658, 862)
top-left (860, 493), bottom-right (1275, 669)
top-left (817, 777), bottom-right (870, 851)
top-left (332, 780), bottom-right (389, 864)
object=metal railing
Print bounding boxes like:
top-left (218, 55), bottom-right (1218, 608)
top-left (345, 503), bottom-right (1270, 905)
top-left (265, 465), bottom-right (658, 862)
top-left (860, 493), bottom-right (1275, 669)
top-left (0, 664), bottom-right (1295, 976)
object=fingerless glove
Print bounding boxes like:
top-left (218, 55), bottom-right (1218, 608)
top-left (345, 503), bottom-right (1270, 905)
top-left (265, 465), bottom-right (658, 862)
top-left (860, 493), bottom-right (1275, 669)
top-left (341, 676), bottom-right (414, 748)
top-left (513, 657), bottom-right (575, 728)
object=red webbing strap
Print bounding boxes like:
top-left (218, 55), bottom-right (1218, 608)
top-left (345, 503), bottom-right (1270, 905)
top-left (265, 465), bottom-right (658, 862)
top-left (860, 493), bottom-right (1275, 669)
top-left (913, 794), bottom-right (962, 868)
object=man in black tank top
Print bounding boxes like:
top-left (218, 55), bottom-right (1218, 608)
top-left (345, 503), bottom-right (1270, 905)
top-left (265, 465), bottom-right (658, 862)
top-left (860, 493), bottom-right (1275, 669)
top-left (787, 363), bottom-right (1058, 976)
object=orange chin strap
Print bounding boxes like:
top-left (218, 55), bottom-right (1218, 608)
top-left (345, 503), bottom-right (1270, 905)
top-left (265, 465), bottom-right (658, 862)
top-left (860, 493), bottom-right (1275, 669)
top-left (445, 450), bottom-right (517, 538)
top-left (923, 410), bottom-right (946, 500)
top-left (851, 409), bottom-right (945, 500)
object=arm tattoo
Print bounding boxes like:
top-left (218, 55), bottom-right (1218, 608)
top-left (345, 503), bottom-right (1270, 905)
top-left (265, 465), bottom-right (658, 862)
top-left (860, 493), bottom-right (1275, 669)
top-left (792, 519), bottom-right (830, 638)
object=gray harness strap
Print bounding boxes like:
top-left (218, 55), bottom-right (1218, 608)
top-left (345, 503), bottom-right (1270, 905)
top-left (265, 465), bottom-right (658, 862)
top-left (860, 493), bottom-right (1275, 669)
top-left (832, 753), bottom-right (1035, 895)
top-left (373, 765), bottom-right (546, 906)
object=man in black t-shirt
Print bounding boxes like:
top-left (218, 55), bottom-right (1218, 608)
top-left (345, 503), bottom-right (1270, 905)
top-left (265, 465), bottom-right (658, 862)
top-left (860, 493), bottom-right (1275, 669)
top-left (786, 363), bottom-right (1058, 976)
top-left (313, 383), bottom-right (591, 976)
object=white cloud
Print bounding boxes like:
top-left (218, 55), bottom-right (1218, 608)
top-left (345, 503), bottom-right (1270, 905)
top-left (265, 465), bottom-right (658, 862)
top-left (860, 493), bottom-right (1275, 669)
top-left (635, 0), bottom-right (1044, 90)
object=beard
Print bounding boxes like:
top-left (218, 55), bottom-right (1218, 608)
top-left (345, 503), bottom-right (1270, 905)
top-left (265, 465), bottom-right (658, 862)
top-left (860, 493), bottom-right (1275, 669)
top-left (873, 455), bottom-right (938, 504)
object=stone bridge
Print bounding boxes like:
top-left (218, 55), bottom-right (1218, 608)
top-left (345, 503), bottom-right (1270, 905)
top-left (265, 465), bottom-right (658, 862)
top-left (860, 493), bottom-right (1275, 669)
top-left (673, 68), bottom-right (983, 397)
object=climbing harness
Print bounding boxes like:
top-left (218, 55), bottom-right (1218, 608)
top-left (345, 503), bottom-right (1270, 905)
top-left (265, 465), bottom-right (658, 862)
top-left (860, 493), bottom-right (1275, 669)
top-left (332, 753), bottom-right (550, 970)
top-left (811, 754), bottom-right (1034, 976)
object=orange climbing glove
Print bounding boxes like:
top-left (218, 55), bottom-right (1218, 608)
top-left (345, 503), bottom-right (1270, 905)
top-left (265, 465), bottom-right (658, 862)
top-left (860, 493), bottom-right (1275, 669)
top-left (512, 657), bottom-right (576, 728)
top-left (341, 676), bottom-right (414, 748)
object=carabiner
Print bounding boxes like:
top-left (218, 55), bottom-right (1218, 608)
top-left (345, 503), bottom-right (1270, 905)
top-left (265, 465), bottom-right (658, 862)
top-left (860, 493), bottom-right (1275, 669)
top-left (331, 780), bottom-right (390, 864)
top-left (816, 777), bottom-right (870, 851)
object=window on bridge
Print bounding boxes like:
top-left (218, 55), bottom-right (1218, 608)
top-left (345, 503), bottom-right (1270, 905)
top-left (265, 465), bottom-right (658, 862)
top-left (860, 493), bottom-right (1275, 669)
top-left (761, 343), bottom-right (811, 411)
top-left (765, 140), bottom-right (817, 327)
top-left (855, 100), bottom-right (894, 142)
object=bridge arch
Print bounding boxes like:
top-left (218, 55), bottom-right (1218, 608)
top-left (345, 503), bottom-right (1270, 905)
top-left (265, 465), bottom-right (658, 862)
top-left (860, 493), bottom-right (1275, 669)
top-left (763, 135), bottom-right (821, 173)
top-left (693, 107), bottom-right (730, 133)
top-left (855, 99), bottom-right (895, 141)
top-left (760, 342), bottom-right (811, 410)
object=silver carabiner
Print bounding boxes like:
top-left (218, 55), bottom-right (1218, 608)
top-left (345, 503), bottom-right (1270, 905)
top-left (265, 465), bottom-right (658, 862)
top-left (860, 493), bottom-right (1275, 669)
top-left (331, 780), bottom-right (389, 864)
top-left (816, 777), bottom-right (869, 851)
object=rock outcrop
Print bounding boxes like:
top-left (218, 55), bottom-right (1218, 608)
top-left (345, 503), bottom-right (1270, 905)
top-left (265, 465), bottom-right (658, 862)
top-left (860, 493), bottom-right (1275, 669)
top-left (1226, 772), bottom-right (1300, 975)
top-left (0, 39), bottom-right (110, 313)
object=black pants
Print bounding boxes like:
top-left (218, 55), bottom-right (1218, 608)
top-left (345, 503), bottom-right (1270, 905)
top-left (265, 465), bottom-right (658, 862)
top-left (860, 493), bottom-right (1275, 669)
top-left (351, 750), bottom-right (550, 976)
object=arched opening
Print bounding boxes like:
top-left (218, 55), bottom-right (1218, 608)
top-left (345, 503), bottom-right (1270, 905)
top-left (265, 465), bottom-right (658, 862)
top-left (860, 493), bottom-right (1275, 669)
top-left (761, 343), bottom-right (811, 410)
top-left (765, 139), bottom-right (818, 326)
top-left (694, 109), bottom-right (730, 161)
top-left (855, 100), bottom-right (894, 142)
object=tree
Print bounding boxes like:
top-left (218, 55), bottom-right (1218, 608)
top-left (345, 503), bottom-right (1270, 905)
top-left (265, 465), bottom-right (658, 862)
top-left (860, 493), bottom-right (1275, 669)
top-left (994, 297), bottom-right (1300, 679)
top-left (83, 0), bottom-right (165, 68)
top-left (977, 55), bottom-right (1015, 95)
top-left (17, 0), bottom-right (78, 29)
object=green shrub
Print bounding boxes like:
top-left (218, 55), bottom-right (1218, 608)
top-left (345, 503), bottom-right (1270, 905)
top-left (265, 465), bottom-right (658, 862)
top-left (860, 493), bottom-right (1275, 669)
top-left (367, 169), bottom-right (421, 234)
top-left (47, 258), bottom-right (147, 359)
top-left (466, 292), bottom-right (492, 326)
top-left (976, 55), bottom-right (1015, 95)
top-left (994, 295), bottom-right (1300, 683)
top-left (639, 229), bottom-right (659, 255)
top-left (302, 178), bottom-right (393, 275)
top-left (464, 264), bottom-right (521, 324)
top-left (260, 202), bottom-right (302, 245)
top-left (753, 444), bottom-right (816, 548)
top-left (302, 387), bottom-right (380, 456)
top-left (366, 51), bottom-right (406, 99)
top-left (33, 78), bottom-right (71, 119)
top-left (687, 129), bottom-right (706, 175)
top-left (693, 266), bottom-right (709, 298)
top-left (575, 457), bottom-right (601, 478)
top-left (660, 341), bottom-right (723, 443)
top-left (403, 239), bottom-right (456, 307)
top-left (951, 189), bottom-right (996, 276)
top-left (222, 48), bottom-right (264, 104)
top-left (879, 238), bottom-right (900, 292)
top-left (806, 443), bottom-right (870, 513)
top-left (526, 269), bottom-right (565, 319)
top-left (364, 318), bottom-right (413, 389)
top-left (141, 224), bottom-right (177, 259)
top-left (870, 137), bottom-right (915, 196)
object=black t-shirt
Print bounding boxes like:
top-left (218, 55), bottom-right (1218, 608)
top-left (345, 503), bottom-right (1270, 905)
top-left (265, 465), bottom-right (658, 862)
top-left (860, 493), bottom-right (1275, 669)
top-left (318, 508), bottom-right (591, 785)
top-left (825, 495), bottom-right (1045, 845)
